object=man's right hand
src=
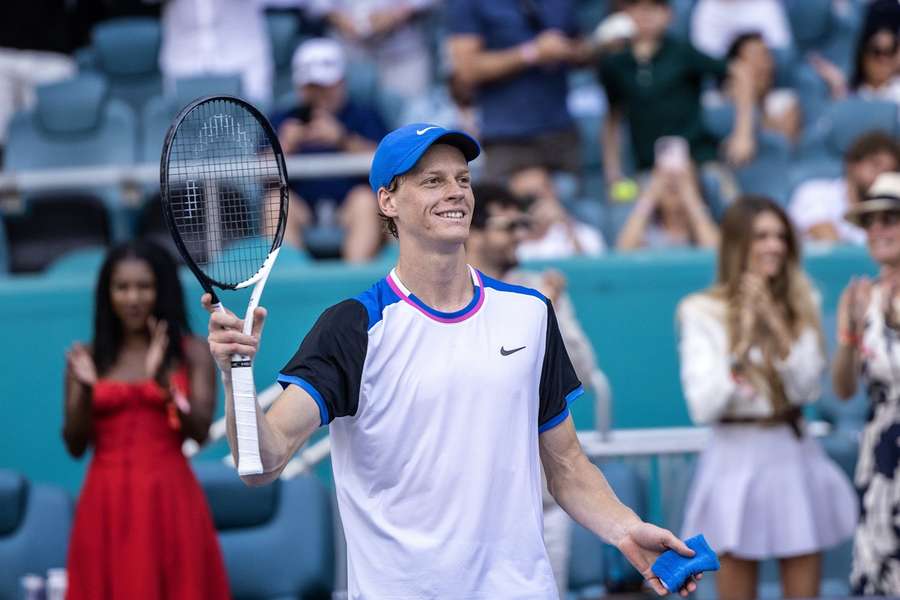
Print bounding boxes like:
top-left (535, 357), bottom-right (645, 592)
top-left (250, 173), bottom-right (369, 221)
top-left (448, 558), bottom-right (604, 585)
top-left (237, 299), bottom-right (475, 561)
top-left (202, 294), bottom-right (267, 375)
top-left (534, 29), bottom-right (575, 65)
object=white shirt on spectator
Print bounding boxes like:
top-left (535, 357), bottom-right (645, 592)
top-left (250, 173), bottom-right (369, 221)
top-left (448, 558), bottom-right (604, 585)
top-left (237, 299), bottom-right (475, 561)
top-left (160, 0), bottom-right (273, 105)
top-left (788, 177), bottom-right (866, 245)
top-left (677, 292), bottom-right (824, 424)
top-left (690, 0), bottom-right (792, 58)
top-left (517, 221), bottom-right (607, 261)
top-left (857, 77), bottom-right (900, 107)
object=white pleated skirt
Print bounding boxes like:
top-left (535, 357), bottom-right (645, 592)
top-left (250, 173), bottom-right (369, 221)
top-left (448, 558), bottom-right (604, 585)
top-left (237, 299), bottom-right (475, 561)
top-left (681, 424), bottom-right (859, 560)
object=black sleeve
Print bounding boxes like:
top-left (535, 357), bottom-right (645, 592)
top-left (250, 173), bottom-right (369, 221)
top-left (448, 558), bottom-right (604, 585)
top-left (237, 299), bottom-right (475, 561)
top-left (538, 300), bottom-right (584, 433)
top-left (277, 299), bottom-right (368, 426)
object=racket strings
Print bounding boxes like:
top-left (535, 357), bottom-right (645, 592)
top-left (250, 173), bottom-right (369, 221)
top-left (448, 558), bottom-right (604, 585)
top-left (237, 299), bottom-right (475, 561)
top-left (166, 98), bottom-right (285, 288)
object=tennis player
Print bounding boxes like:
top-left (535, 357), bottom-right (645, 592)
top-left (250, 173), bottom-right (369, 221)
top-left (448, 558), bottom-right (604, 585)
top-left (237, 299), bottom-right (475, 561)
top-left (203, 123), bottom-right (698, 599)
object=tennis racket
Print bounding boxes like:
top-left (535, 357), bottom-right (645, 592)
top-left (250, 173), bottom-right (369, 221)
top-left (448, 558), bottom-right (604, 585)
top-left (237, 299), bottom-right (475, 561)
top-left (160, 95), bottom-right (288, 476)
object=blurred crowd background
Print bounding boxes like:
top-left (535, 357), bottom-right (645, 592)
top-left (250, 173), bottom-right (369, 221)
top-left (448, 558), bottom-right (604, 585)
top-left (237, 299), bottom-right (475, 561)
top-left (2, 0), bottom-right (900, 599)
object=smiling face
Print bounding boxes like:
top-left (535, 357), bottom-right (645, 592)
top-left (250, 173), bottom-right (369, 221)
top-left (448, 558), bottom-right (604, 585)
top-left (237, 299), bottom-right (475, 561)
top-left (862, 210), bottom-right (900, 266)
top-left (379, 144), bottom-right (473, 249)
top-left (747, 210), bottom-right (788, 279)
top-left (110, 257), bottom-right (156, 333)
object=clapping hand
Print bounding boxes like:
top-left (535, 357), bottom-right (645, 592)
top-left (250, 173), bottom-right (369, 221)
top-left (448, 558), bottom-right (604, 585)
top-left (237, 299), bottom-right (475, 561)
top-left (66, 343), bottom-right (97, 386)
top-left (617, 521), bottom-right (701, 596)
top-left (145, 317), bottom-right (169, 381)
top-left (837, 276), bottom-right (872, 344)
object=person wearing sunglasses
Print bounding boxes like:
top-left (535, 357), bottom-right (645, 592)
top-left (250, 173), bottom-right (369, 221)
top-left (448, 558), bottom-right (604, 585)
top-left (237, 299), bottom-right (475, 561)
top-left (833, 171), bottom-right (900, 596)
top-left (851, 26), bottom-right (900, 104)
top-left (466, 182), bottom-right (605, 597)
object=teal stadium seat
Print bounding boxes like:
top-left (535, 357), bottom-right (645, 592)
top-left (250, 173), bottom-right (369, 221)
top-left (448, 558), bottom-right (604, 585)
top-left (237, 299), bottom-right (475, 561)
top-left (4, 74), bottom-right (136, 264)
top-left (193, 462), bottom-right (334, 599)
top-left (786, 0), bottom-right (863, 76)
top-left (823, 99), bottom-right (899, 158)
top-left (140, 74), bottom-right (244, 164)
top-left (702, 104), bottom-right (792, 205)
top-left (266, 10), bottom-right (304, 101)
top-left (85, 18), bottom-right (163, 116)
top-left (0, 470), bottom-right (72, 600)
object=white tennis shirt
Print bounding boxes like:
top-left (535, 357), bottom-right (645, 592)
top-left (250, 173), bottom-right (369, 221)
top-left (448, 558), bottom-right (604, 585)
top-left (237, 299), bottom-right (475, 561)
top-left (278, 266), bottom-right (584, 599)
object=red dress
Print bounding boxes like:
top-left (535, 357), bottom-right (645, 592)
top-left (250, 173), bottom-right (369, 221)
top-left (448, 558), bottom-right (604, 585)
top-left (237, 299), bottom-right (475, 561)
top-left (66, 369), bottom-right (230, 600)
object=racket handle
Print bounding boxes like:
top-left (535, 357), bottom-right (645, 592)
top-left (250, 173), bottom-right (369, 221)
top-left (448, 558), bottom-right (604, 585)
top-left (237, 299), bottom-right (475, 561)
top-left (231, 363), bottom-right (263, 476)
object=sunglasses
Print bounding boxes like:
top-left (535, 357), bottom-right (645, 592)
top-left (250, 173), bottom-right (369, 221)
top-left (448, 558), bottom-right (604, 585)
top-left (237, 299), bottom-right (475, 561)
top-left (866, 44), bottom-right (897, 58)
top-left (485, 215), bottom-right (533, 233)
top-left (859, 210), bottom-right (900, 229)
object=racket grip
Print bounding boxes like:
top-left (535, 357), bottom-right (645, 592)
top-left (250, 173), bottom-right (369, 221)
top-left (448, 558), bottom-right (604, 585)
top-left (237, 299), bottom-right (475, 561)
top-left (231, 363), bottom-right (264, 476)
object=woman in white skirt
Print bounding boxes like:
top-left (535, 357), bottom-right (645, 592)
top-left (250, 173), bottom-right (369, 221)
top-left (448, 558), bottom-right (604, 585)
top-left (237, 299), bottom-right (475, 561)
top-left (833, 172), bottom-right (900, 596)
top-left (677, 196), bottom-right (858, 600)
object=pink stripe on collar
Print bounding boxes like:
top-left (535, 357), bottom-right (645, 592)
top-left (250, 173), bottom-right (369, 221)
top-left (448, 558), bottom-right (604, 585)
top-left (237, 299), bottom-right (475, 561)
top-left (386, 267), bottom-right (484, 324)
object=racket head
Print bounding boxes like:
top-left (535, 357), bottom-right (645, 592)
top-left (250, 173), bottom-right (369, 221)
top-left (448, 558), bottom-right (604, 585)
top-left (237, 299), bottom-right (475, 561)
top-left (160, 95), bottom-right (288, 294)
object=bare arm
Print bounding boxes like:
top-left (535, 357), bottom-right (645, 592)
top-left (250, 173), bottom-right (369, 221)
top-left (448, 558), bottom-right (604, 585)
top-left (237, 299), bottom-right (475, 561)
top-left (177, 336), bottom-right (218, 444)
top-left (448, 30), bottom-right (575, 89)
top-left (602, 106), bottom-right (624, 185)
top-left (832, 279), bottom-right (871, 400)
top-left (540, 417), bottom-right (697, 596)
top-left (615, 194), bottom-right (655, 251)
top-left (447, 35), bottom-right (536, 89)
top-left (203, 295), bottom-right (322, 486)
top-left (678, 176), bottom-right (719, 249)
top-left (62, 343), bottom-right (97, 457)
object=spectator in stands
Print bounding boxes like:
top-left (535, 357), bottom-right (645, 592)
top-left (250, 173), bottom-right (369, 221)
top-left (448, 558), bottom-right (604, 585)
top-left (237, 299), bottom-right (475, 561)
top-left (311, 0), bottom-right (438, 104)
top-left (616, 158), bottom-right (719, 251)
top-left (811, 24), bottom-right (900, 103)
top-left (598, 0), bottom-right (758, 194)
top-left (271, 38), bottom-right (387, 262)
top-left (722, 32), bottom-right (802, 144)
top-left (63, 240), bottom-right (229, 600)
top-left (446, 0), bottom-right (591, 180)
top-left (689, 0), bottom-right (792, 59)
top-left (851, 26), bottom-right (900, 104)
top-left (833, 172), bottom-right (900, 596)
top-left (508, 164), bottom-right (607, 259)
top-left (789, 131), bottom-right (900, 245)
top-left (0, 1), bottom-right (76, 160)
top-left (466, 182), bottom-right (606, 597)
top-left (160, 0), bottom-right (273, 106)
top-left (677, 196), bottom-right (857, 600)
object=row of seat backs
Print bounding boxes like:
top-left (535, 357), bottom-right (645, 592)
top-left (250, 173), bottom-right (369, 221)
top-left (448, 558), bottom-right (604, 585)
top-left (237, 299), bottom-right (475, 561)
top-left (0, 470), bottom-right (72, 600)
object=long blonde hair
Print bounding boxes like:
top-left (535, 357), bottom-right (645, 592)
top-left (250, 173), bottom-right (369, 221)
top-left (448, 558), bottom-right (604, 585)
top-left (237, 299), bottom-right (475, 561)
top-left (709, 196), bottom-right (823, 410)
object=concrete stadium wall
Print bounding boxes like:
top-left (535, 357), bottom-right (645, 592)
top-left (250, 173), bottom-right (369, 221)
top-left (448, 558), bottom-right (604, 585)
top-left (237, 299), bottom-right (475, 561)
top-left (0, 245), bottom-right (876, 494)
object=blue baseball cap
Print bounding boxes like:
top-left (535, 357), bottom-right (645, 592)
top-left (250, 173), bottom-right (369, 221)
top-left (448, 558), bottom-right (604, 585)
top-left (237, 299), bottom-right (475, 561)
top-left (369, 123), bottom-right (481, 193)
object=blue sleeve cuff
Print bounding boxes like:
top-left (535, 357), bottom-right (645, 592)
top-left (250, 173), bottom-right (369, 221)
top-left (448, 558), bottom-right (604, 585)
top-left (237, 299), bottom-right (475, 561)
top-left (538, 385), bottom-right (584, 433)
top-left (277, 374), bottom-right (330, 426)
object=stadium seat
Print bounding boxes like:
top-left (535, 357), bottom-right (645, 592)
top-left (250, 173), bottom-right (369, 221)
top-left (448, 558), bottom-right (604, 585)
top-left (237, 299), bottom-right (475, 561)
top-left (0, 470), bottom-right (73, 600)
top-left (87, 18), bottom-right (163, 115)
top-left (4, 196), bottom-right (112, 274)
top-left (45, 246), bottom-right (107, 278)
top-left (824, 99), bottom-right (899, 158)
top-left (568, 460), bottom-right (647, 597)
top-left (787, 0), bottom-right (834, 53)
top-left (140, 74), bottom-right (244, 163)
top-left (193, 461), bottom-right (335, 599)
top-left (266, 10), bottom-right (304, 101)
top-left (5, 74), bottom-right (137, 242)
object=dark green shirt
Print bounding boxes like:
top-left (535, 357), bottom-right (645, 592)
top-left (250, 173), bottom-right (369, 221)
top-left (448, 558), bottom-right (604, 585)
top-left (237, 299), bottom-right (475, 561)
top-left (598, 36), bottom-right (726, 170)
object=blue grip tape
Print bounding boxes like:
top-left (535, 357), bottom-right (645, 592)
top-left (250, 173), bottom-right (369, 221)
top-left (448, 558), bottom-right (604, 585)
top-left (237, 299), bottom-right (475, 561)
top-left (651, 534), bottom-right (720, 592)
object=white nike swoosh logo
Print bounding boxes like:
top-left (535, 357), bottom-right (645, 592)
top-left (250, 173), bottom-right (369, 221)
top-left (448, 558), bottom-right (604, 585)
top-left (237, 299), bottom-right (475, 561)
top-left (416, 126), bottom-right (439, 135)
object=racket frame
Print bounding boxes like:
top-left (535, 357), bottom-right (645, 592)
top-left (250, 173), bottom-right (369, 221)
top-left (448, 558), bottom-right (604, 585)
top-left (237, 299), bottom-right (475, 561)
top-left (160, 95), bottom-right (289, 476)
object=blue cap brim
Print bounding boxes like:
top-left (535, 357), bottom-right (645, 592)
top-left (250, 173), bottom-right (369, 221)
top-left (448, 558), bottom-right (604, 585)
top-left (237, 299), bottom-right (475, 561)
top-left (369, 128), bottom-right (481, 192)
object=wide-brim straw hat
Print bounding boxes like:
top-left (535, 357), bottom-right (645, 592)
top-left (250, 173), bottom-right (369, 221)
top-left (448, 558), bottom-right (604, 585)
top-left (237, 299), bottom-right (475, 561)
top-left (845, 171), bottom-right (900, 226)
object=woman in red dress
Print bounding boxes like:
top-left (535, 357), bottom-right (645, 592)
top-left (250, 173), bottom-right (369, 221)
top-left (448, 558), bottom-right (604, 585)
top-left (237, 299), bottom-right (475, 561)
top-left (62, 240), bottom-right (230, 600)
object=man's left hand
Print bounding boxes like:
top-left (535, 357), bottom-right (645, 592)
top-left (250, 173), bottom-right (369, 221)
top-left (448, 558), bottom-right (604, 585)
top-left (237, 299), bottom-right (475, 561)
top-left (616, 521), bottom-right (701, 596)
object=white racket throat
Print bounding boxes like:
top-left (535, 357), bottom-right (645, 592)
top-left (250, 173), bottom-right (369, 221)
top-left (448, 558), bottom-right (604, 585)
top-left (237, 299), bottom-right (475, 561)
top-left (211, 250), bottom-right (280, 477)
